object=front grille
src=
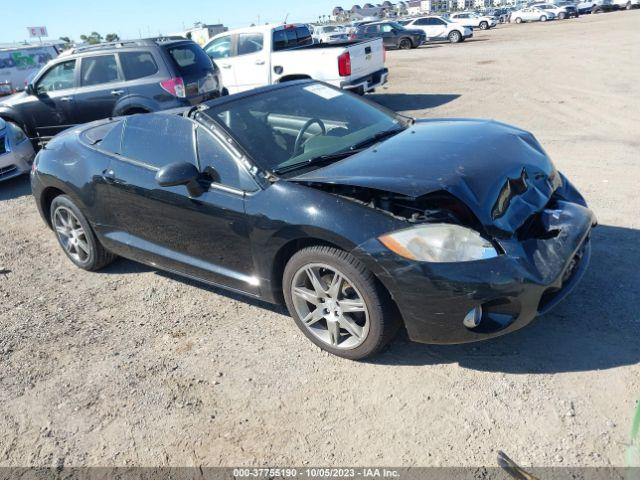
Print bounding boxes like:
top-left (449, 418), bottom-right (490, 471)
top-left (0, 165), bottom-right (18, 178)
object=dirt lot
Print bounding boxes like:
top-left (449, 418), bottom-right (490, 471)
top-left (1, 11), bottom-right (639, 468)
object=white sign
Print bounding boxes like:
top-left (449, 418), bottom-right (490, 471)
top-left (27, 26), bottom-right (48, 38)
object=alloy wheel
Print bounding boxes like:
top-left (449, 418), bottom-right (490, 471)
top-left (291, 263), bottom-right (370, 350)
top-left (53, 206), bottom-right (91, 263)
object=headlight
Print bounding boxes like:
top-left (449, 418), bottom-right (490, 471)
top-left (379, 224), bottom-right (498, 263)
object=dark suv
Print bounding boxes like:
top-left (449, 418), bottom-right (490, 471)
top-left (355, 22), bottom-right (426, 50)
top-left (0, 38), bottom-right (221, 144)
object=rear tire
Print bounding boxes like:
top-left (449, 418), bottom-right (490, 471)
top-left (283, 246), bottom-right (399, 360)
top-left (515, 17), bottom-right (523, 23)
top-left (479, 21), bottom-right (489, 29)
top-left (50, 195), bottom-right (116, 271)
top-left (559, 12), bottom-right (567, 18)
top-left (540, 15), bottom-right (548, 21)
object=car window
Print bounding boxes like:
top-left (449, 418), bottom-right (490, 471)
top-left (81, 55), bottom-right (120, 87)
top-left (381, 25), bottom-right (395, 33)
top-left (364, 25), bottom-right (379, 34)
top-left (196, 127), bottom-right (253, 191)
top-left (164, 43), bottom-right (213, 76)
top-left (205, 36), bottom-right (232, 59)
top-left (237, 33), bottom-right (264, 55)
top-left (119, 52), bottom-right (159, 80)
top-left (273, 26), bottom-right (313, 51)
top-left (37, 60), bottom-right (76, 93)
top-left (122, 114), bottom-right (196, 168)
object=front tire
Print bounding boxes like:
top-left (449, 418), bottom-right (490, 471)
top-left (50, 195), bottom-right (116, 271)
top-left (448, 30), bottom-right (462, 42)
top-left (399, 37), bottom-right (412, 50)
top-left (559, 11), bottom-right (567, 18)
top-left (540, 15), bottom-right (548, 21)
top-left (283, 246), bottom-right (399, 360)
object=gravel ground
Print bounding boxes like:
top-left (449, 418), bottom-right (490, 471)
top-left (1, 11), bottom-right (639, 468)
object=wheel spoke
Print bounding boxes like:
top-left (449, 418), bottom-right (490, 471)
top-left (338, 315), bottom-right (363, 340)
top-left (55, 225), bottom-right (68, 237)
top-left (293, 286), bottom-right (320, 306)
top-left (327, 272), bottom-right (343, 299)
top-left (305, 267), bottom-right (326, 296)
top-left (76, 239), bottom-right (90, 255)
top-left (339, 298), bottom-right (365, 314)
top-left (327, 320), bottom-right (341, 346)
top-left (302, 307), bottom-right (325, 327)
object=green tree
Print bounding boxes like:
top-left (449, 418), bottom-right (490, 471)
top-left (79, 32), bottom-right (103, 45)
top-left (105, 33), bottom-right (120, 42)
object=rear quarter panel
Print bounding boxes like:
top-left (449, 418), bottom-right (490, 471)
top-left (33, 129), bottom-right (113, 229)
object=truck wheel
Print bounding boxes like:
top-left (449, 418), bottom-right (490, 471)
top-left (479, 21), bottom-right (489, 29)
top-left (399, 37), bottom-right (412, 49)
top-left (448, 30), bottom-right (462, 42)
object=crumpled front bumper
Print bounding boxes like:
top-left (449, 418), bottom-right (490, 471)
top-left (354, 201), bottom-right (596, 344)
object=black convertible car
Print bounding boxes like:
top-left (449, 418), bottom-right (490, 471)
top-left (31, 80), bottom-right (596, 360)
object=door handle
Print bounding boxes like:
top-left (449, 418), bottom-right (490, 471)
top-left (59, 96), bottom-right (74, 102)
top-left (111, 89), bottom-right (125, 96)
top-left (220, 64), bottom-right (232, 69)
top-left (255, 59), bottom-right (265, 65)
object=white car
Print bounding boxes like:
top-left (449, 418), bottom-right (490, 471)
top-left (204, 24), bottom-right (387, 96)
top-left (312, 25), bottom-right (349, 44)
top-left (510, 6), bottom-right (557, 22)
top-left (530, 3), bottom-right (571, 18)
top-left (611, 0), bottom-right (639, 8)
top-left (449, 12), bottom-right (497, 30)
top-left (401, 16), bottom-right (473, 43)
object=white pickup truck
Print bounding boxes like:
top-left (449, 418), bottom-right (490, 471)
top-left (203, 23), bottom-right (388, 95)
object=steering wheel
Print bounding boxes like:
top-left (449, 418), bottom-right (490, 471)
top-left (294, 118), bottom-right (327, 156)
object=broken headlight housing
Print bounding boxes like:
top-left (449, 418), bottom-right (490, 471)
top-left (379, 224), bottom-right (498, 263)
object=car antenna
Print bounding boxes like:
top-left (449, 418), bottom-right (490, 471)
top-left (284, 13), bottom-right (289, 24)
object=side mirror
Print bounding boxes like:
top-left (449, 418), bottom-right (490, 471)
top-left (26, 83), bottom-right (36, 95)
top-left (155, 162), bottom-right (205, 197)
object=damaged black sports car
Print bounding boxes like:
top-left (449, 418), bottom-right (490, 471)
top-left (31, 80), bottom-right (596, 360)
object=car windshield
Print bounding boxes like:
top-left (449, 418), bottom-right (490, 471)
top-left (200, 82), bottom-right (408, 175)
top-left (321, 26), bottom-right (343, 33)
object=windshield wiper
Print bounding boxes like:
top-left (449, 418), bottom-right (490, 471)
top-left (273, 149), bottom-right (363, 175)
top-left (348, 125), bottom-right (407, 151)
top-left (273, 126), bottom-right (407, 176)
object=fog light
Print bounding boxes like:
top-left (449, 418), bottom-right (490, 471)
top-left (463, 306), bottom-right (483, 329)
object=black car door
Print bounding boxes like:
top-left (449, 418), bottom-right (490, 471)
top-left (73, 53), bottom-right (129, 125)
top-left (379, 24), bottom-right (400, 48)
top-left (23, 59), bottom-right (78, 139)
top-left (100, 113), bottom-right (259, 295)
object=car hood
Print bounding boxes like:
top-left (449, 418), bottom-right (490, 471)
top-left (0, 91), bottom-right (27, 107)
top-left (291, 119), bottom-right (562, 236)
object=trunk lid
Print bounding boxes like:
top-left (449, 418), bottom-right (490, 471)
top-left (345, 39), bottom-right (385, 79)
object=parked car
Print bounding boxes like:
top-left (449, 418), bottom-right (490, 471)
top-left (575, 0), bottom-right (613, 12)
top-left (511, 6), bottom-right (557, 22)
top-left (484, 8), bottom-right (512, 22)
top-left (401, 16), bottom-right (473, 43)
top-left (312, 25), bottom-right (349, 44)
top-left (354, 21), bottom-right (427, 50)
top-left (31, 80), bottom-right (595, 360)
top-left (611, 0), bottom-right (640, 8)
top-left (547, 1), bottom-right (581, 16)
top-left (0, 38), bottom-right (221, 145)
top-left (203, 24), bottom-right (388, 96)
top-left (0, 118), bottom-right (35, 182)
top-left (0, 81), bottom-right (14, 97)
top-left (529, 2), bottom-right (572, 17)
top-left (449, 12), bottom-right (498, 30)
